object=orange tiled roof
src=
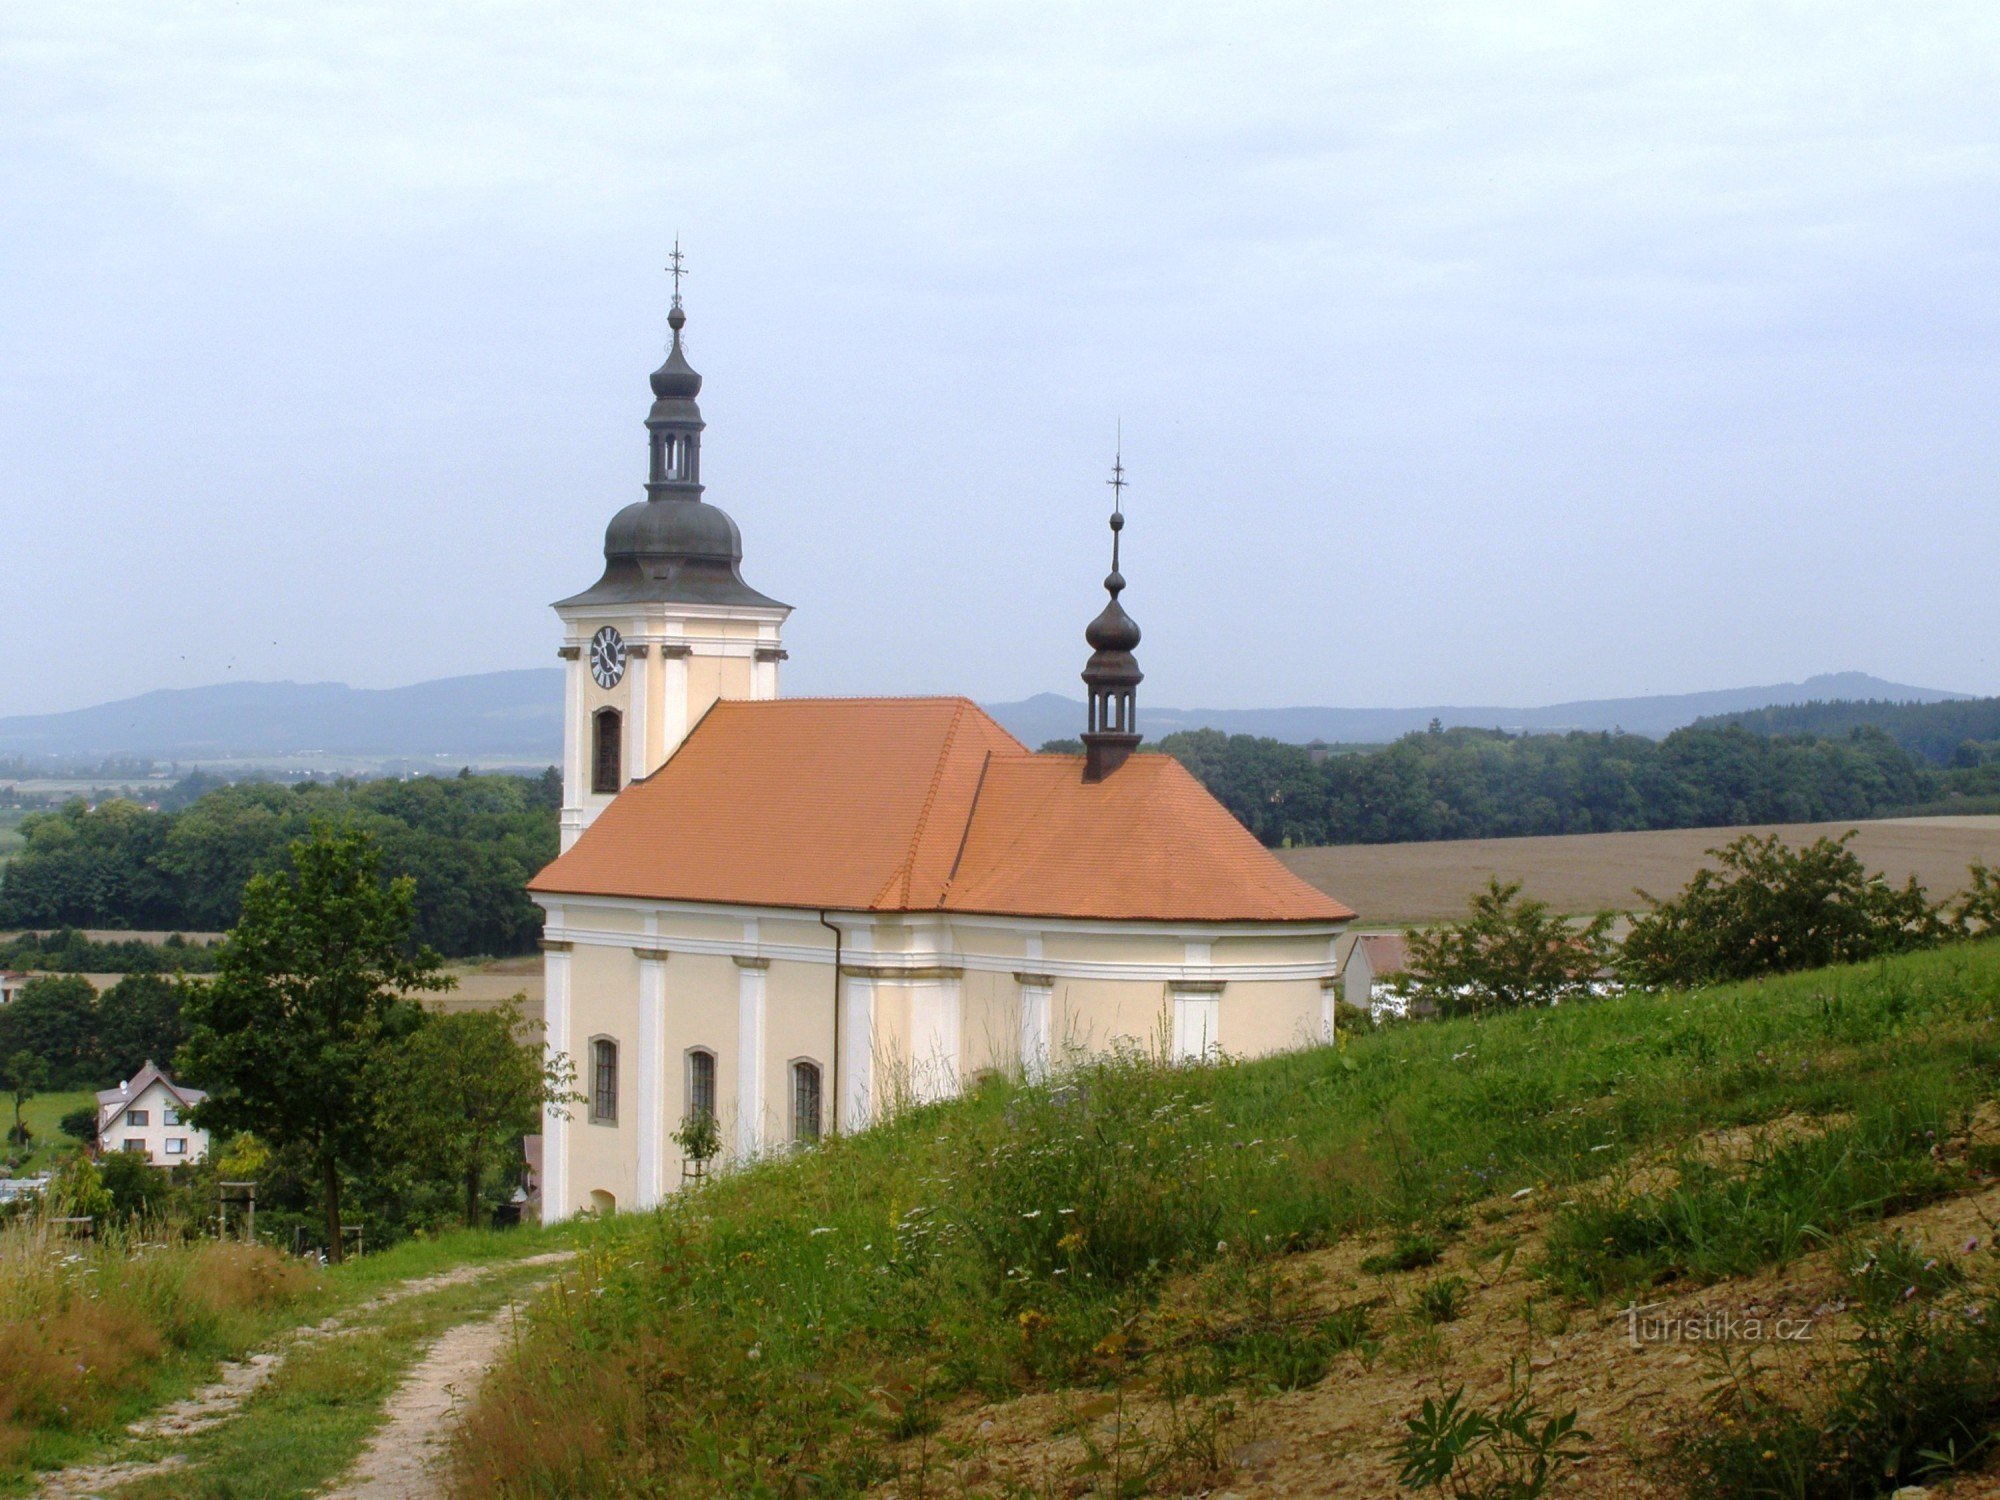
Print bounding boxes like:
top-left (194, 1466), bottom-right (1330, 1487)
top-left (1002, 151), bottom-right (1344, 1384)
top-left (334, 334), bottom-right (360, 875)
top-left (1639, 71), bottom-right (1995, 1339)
top-left (529, 697), bottom-right (1354, 924)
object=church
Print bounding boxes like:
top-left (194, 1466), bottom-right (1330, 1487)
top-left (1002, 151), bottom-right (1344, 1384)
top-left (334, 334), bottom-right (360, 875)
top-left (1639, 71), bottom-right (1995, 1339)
top-left (527, 283), bottom-right (1355, 1221)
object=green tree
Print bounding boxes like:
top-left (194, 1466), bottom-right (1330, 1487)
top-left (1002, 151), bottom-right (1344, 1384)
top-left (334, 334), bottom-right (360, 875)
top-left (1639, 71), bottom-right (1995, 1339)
top-left (2, 1050), bottom-right (45, 1145)
top-left (0, 973), bottom-right (100, 1088)
top-left (382, 1000), bottom-right (570, 1228)
top-left (59, 1106), bottom-right (99, 1145)
top-left (96, 974), bottom-right (190, 1083)
top-left (1401, 880), bottom-right (1616, 1017)
top-left (1620, 833), bottom-right (1947, 988)
top-left (181, 822), bottom-right (448, 1261)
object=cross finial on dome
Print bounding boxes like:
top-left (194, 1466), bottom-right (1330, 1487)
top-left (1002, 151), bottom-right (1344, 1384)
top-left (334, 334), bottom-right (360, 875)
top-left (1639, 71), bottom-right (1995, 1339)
top-left (667, 236), bottom-right (687, 312)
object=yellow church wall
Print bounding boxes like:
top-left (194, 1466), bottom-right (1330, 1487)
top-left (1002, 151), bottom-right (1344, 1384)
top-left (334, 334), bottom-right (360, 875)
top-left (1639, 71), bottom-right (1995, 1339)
top-left (564, 940), bottom-right (641, 1215)
top-left (1040, 931), bottom-right (1185, 968)
top-left (958, 968), bottom-right (1017, 1079)
top-left (660, 952), bottom-right (741, 1179)
top-left (1220, 978), bottom-right (1325, 1055)
top-left (762, 959), bottom-right (836, 1147)
top-left (1212, 935), bottom-right (1337, 967)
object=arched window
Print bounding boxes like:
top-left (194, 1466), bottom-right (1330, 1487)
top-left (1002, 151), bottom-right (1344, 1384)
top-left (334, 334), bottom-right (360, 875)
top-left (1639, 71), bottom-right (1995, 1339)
top-left (791, 1060), bottom-right (823, 1144)
top-left (686, 1048), bottom-right (717, 1122)
top-left (589, 1037), bottom-right (619, 1123)
top-left (592, 708), bottom-right (623, 794)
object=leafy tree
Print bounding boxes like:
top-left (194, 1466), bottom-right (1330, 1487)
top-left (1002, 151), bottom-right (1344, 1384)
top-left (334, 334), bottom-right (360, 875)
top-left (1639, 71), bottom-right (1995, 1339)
top-left (1952, 860), bottom-right (2000, 939)
top-left (59, 1106), bottom-right (99, 1146)
top-left (1620, 833), bottom-right (1947, 988)
top-left (0, 974), bottom-right (100, 1088)
top-left (181, 822), bottom-right (448, 1261)
top-left (2, 1050), bottom-right (45, 1145)
top-left (96, 974), bottom-right (190, 1083)
top-left (380, 1000), bottom-right (570, 1228)
top-left (1401, 880), bottom-right (1616, 1016)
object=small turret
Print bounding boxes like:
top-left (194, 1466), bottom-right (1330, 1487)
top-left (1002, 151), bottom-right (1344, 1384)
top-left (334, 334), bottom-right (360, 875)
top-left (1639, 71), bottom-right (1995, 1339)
top-left (1081, 448), bottom-right (1142, 783)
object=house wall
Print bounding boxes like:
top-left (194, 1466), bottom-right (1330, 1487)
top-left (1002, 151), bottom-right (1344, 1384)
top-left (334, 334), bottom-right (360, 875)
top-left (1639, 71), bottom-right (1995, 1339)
top-left (100, 1081), bottom-right (210, 1165)
top-left (536, 897), bottom-right (1345, 1221)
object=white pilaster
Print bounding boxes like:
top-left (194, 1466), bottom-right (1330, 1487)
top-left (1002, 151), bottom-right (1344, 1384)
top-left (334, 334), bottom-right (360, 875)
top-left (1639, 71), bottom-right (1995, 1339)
top-left (541, 943), bottom-right (572, 1223)
top-left (635, 951), bottom-right (667, 1209)
top-left (627, 643), bottom-right (651, 782)
top-left (736, 964), bottom-right (767, 1156)
top-left (1019, 981), bottom-right (1052, 1083)
top-left (662, 648), bottom-right (690, 758)
top-left (840, 975), bottom-right (875, 1132)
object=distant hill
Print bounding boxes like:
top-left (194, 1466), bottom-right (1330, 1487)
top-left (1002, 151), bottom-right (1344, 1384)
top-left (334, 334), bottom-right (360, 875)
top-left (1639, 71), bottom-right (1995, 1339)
top-left (1698, 695), bottom-right (2000, 767)
top-left (0, 669), bottom-right (1967, 766)
top-left (981, 673), bottom-right (1968, 749)
top-left (0, 670), bottom-right (566, 762)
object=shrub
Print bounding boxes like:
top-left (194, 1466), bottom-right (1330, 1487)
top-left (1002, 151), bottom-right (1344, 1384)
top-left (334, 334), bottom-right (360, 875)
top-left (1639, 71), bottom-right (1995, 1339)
top-left (1401, 879), bottom-right (1614, 1016)
top-left (1621, 833), bottom-right (1948, 987)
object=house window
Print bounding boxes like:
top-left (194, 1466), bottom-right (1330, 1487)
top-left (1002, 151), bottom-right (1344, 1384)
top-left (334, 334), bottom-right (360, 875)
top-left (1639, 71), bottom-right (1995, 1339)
top-left (686, 1048), bottom-right (716, 1122)
top-left (791, 1061), bottom-right (823, 1144)
top-left (165, 1138), bottom-right (186, 1156)
top-left (164, 1107), bottom-right (181, 1126)
top-left (592, 709), bottom-right (623, 794)
top-left (127, 1109), bottom-right (149, 1126)
top-left (121, 1139), bottom-right (147, 1153)
top-left (590, 1038), bottom-right (619, 1123)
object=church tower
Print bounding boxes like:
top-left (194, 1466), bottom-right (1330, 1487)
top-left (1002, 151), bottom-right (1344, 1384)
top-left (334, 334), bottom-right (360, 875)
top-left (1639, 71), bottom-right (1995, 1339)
top-left (553, 255), bottom-right (790, 850)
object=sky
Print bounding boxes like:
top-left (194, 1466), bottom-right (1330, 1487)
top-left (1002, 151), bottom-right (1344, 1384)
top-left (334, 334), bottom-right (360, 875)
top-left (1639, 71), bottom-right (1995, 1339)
top-left (2, 2), bottom-right (1997, 718)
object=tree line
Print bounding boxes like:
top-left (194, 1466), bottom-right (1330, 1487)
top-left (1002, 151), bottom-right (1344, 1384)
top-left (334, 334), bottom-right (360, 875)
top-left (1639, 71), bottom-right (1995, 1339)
top-left (1698, 694), bottom-right (2000, 768)
top-left (1151, 722), bottom-right (1999, 847)
top-left (0, 769), bottom-right (560, 957)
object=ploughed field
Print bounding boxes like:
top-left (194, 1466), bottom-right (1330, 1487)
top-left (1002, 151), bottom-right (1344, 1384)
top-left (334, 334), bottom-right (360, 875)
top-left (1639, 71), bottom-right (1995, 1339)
top-left (1279, 813), bottom-right (2000, 924)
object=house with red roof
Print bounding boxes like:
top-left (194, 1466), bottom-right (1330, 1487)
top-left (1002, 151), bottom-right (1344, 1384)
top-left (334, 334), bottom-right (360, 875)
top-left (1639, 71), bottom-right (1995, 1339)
top-left (527, 288), bottom-right (1354, 1221)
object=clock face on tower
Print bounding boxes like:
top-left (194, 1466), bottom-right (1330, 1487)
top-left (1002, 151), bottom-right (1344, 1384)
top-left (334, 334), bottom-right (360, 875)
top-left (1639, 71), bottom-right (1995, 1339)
top-left (588, 626), bottom-right (626, 689)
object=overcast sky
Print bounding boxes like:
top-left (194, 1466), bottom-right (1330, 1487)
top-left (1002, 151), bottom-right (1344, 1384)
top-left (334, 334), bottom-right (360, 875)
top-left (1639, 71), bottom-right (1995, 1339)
top-left (3, 3), bottom-right (1996, 718)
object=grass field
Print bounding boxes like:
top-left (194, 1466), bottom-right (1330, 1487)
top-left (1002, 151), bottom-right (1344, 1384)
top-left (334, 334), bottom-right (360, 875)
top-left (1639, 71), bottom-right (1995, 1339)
top-left (5, 1090), bottom-right (94, 1176)
top-left (1279, 813), bottom-right (2000, 925)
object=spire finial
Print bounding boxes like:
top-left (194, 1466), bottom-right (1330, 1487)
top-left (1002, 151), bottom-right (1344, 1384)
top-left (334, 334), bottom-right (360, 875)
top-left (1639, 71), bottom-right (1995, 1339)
top-left (667, 236), bottom-right (687, 312)
top-left (1106, 425), bottom-right (1127, 580)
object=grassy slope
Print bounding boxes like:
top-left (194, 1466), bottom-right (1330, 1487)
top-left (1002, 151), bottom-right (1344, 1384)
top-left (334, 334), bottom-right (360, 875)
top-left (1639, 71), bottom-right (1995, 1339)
top-left (454, 938), bottom-right (2000, 1497)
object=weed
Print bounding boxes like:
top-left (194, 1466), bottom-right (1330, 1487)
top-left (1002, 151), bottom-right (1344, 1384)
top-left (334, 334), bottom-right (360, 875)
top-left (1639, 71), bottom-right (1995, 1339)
top-left (1413, 1276), bottom-right (1469, 1327)
top-left (1394, 1372), bottom-right (1589, 1498)
top-left (1363, 1232), bottom-right (1446, 1275)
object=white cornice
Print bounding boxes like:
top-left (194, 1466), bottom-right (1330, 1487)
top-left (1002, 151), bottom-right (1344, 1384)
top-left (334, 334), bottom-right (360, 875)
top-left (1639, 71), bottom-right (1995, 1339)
top-left (535, 893), bottom-right (1347, 945)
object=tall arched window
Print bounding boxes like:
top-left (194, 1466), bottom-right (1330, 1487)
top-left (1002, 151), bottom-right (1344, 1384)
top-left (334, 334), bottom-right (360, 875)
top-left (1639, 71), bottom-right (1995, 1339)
top-left (791, 1060), bottom-right (823, 1144)
top-left (592, 708), bottom-right (623, 794)
top-left (686, 1048), bottom-right (717, 1122)
top-left (589, 1037), bottom-right (619, 1123)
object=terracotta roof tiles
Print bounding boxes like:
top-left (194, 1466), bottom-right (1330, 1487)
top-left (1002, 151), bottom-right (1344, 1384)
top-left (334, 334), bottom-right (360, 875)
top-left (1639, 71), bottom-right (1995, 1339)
top-left (529, 697), bottom-right (1354, 924)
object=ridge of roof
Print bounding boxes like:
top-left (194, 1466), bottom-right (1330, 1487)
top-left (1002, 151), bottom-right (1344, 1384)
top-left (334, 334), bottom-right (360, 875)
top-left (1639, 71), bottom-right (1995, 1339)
top-left (874, 698), bottom-right (971, 909)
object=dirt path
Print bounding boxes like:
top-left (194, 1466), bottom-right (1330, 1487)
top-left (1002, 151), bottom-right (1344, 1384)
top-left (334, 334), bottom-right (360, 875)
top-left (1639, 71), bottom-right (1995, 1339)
top-left (33, 1251), bottom-right (574, 1500)
top-left (323, 1288), bottom-right (546, 1500)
